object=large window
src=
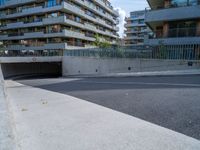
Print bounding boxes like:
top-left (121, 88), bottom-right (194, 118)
top-left (47, 0), bottom-right (57, 7)
top-left (0, 0), bottom-right (6, 6)
top-left (171, 0), bottom-right (199, 7)
top-left (168, 21), bottom-right (197, 37)
top-left (189, 0), bottom-right (199, 5)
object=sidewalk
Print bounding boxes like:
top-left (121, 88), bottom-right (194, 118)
top-left (67, 69), bottom-right (200, 78)
top-left (5, 80), bottom-right (200, 150)
top-left (0, 66), bottom-right (15, 150)
top-left (109, 69), bottom-right (200, 77)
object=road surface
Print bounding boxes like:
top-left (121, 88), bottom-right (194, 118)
top-left (17, 75), bottom-right (200, 140)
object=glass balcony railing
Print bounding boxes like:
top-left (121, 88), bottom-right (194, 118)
top-left (147, 0), bottom-right (200, 10)
top-left (149, 27), bottom-right (200, 39)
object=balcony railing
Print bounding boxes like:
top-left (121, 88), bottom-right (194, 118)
top-left (0, 2), bottom-right (62, 16)
top-left (63, 46), bottom-right (200, 60)
top-left (149, 27), bottom-right (200, 39)
top-left (24, 18), bottom-right (43, 24)
top-left (146, 1), bottom-right (200, 11)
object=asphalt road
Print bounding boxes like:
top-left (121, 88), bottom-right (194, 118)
top-left (17, 75), bottom-right (200, 140)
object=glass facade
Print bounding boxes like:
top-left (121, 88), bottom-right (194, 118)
top-left (0, 0), bottom-right (6, 6)
top-left (47, 0), bottom-right (57, 7)
top-left (171, 0), bottom-right (198, 6)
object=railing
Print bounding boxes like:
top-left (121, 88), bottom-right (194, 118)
top-left (67, 41), bottom-right (85, 47)
top-left (149, 27), bottom-right (200, 39)
top-left (1, 45), bottom-right (200, 60)
top-left (0, 2), bottom-right (62, 16)
top-left (64, 45), bottom-right (200, 60)
top-left (24, 18), bottom-right (43, 24)
top-left (146, 0), bottom-right (200, 11)
top-left (8, 32), bottom-right (24, 37)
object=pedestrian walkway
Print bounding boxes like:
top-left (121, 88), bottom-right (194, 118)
top-left (66, 69), bottom-right (200, 78)
top-left (109, 69), bottom-right (200, 77)
top-left (0, 66), bottom-right (15, 150)
top-left (5, 80), bottom-right (200, 150)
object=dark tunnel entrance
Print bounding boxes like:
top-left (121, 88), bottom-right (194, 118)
top-left (1, 62), bottom-right (62, 79)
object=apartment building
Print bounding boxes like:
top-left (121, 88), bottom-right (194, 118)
top-left (0, 0), bottom-right (119, 55)
top-left (145, 0), bottom-right (200, 46)
top-left (124, 10), bottom-right (150, 46)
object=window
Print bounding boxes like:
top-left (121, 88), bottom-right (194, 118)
top-left (168, 21), bottom-right (197, 37)
top-left (0, 0), bottom-right (6, 6)
top-left (47, 0), bottom-right (56, 7)
top-left (171, 0), bottom-right (198, 7)
top-left (48, 13), bottom-right (58, 18)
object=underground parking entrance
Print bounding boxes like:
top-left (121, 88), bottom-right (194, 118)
top-left (1, 62), bottom-right (62, 79)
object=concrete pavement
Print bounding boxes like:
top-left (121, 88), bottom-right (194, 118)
top-left (0, 65), bottom-right (15, 150)
top-left (108, 69), bottom-right (200, 77)
top-left (18, 75), bottom-right (200, 139)
top-left (5, 80), bottom-right (200, 150)
top-left (67, 69), bottom-right (200, 78)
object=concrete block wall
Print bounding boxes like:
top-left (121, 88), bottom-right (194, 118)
top-left (62, 56), bottom-right (200, 76)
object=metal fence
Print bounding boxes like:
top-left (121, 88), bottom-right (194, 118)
top-left (1, 45), bottom-right (200, 60)
top-left (64, 45), bottom-right (200, 60)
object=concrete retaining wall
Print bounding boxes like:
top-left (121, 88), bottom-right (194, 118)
top-left (0, 65), bottom-right (15, 150)
top-left (62, 56), bottom-right (200, 76)
top-left (0, 56), bottom-right (62, 63)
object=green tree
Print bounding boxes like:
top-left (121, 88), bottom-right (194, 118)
top-left (94, 34), bottom-right (111, 48)
top-left (0, 43), bottom-right (5, 55)
top-left (115, 46), bottom-right (125, 58)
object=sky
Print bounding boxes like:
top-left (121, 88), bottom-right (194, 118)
top-left (109, 0), bottom-right (149, 37)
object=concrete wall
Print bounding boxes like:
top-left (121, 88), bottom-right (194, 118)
top-left (62, 56), bottom-right (200, 76)
top-left (0, 56), bottom-right (62, 63)
top-left (1, 62), bottom-right (62, 79)
top-left (0, 65), bottom-right (15, 150)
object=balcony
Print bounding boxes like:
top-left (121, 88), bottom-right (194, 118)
top-left (62, 30), bottom-right (95, 41)
top-left (43, 16), bottom-right (65, 25)
top-left (0, 16), bottom-right (85, 31)
top-left (0, 1), bottom-right (116, 32)
top-left (125, 23), bottom-right (146, 28)
top-left (147, 0), bottom-right (200, 10)
top-left (0, 4), bottom-right (63, 19)
top-left (145, 4), bottom-right (200, 23)
top-left (0, 29), bottom-right (96, 41)
top-left (0, 20), bottom-right (43, 30)
top-left (95, 0), bottom-right (118, 16)
top-left (62, 1), bottom-right (115, 30)
top-left (64, 2), bottom-right (103, 26)
top-left (0, 17), bottom-right (115, 40)
top-left (125, 36), bottom-right (144, 40)
top-left (125, 30), bottom-right (141, 34)
top-left (0, 0), bottom-right (36, 9)
top-left (43, 15), bottom-right (85, 29)
top-left (78, 0), bottom-right (115, 22)
top-left (85, 23), bottom-right (97, 31)
top-left (145, 27), bottom-right (200, 45)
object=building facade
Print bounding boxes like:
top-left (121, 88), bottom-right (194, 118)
top-left (0, 0), bottom-right (119, 55)
top-left (124, 10), bottom-right (150, 46)
top-left (145, 0), bottom-right (200, 46)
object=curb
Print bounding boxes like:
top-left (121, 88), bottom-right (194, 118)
top-left (64, 70), bottom-right (200, 78)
